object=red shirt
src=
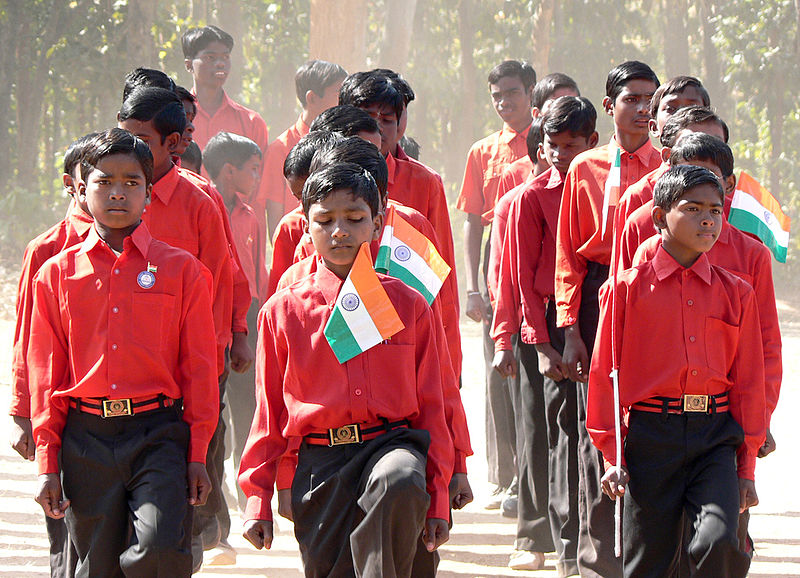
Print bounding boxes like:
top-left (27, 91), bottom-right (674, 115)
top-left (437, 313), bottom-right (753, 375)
top-left (144, 165), bottom-right (234, 372)
top-left (11, 208), bottom-right (93, 418)
top-left (456, 123), bottom-right (531, 224)
top-left (180, 167), bottom-right (251, 332)
top-left (226, 195), bottom-right (268, 304)
top-left (261, 115), bottom-right (308, 214)
top-left (492, 156), bottom-right (534, 219)
top-left (632, 224), bottom-right (782, 425)
top-left (587, 247), bottom-right (766, 480)
top-left (192, 90), bottom-right (270, 228)
top-left (555, 137), bottom-right (661, 327)
top-left (267, 206), bottom-right (307, 298)
top-left (386, 153), bottom-right (456, 272)
top-left (492, 167), bottom-right (563, 352)
top-left (28, 224), bottom-right (219, 475)
top-left (238, 264), bottom-right (454, 521)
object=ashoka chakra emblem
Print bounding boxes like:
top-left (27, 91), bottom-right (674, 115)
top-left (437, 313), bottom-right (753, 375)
top-left (394, 245), bottom-right (411, 261)
top-left (341, 293), bottom-right (360, 311)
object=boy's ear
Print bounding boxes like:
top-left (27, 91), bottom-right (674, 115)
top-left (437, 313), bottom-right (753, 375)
top-left (145, 183), bottom-right (153, 205)
top-left (371, 211), bottom-right (384, 241)
top-left (531, 106), bottom-right (541, 119)
top-left (165, 132), bottom-right (182, 154)
top-left (588, 131), bottom-right (599, 149)
top-left (76, 180), bottom-right (87, 199)
top-left (651, 205), bottom-right (667, 230)
top-left (184, 58), bottom-right (194, 73)
top-left (62, 173), bottom-right (76, 196)
top-left (661, 146), bottom-right (672, 163)
top-left (536, 142), bottom-right (546, 164)
top-left (304, 89), bottom-right (316, 109)
top-left (648, 118), bottom-right (659, 139)
top-left (602, 96), bottom-right (614, 117)
top-left (724, 174), bottom-right (737, 196)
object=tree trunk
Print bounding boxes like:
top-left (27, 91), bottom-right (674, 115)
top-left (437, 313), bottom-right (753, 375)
top-left (531, 0), bottom-right (554, 76)
top-left (217, 0), bottom-right (243, 99)
top-left (662, 0), bottom-right (690, 76)
top-left (698, 0), bottom-right (726, 115)
top-left (447, 0), bottom-right (476, 185)
top-left (378, 1), bottom-right (418, 73)
top-left (124, 0), bottom-right (158, 69)
top-left (310, 0), bottom-right (368, 73)
top-left (0, 9), bottom-right (13, 192)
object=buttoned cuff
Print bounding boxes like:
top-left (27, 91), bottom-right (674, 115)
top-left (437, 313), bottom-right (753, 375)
top-left (493, 332), bottom-right (513, 353)
top-left (427, 489), bottom-right (451, 521)
top-left (37, 443), bottom-right (60, 476)
top-left (9, 390), bottom-right (31, 419)
top-left (244, 495), bottom-right (273, 523)
top-left (454, 450), bottom-right (468, 474)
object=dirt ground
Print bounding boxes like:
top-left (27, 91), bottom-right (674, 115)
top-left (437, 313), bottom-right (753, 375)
top-left (1, 304), bottom-right (799, 577)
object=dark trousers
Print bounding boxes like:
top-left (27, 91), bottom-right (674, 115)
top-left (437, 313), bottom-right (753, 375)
top-left (575, 261), bottom-right (623, 578)
top-left (623, 411), bottom-right (750, 577)
top-left (292, 428), bottom-right (431, 578)
top-left (543, 303), bottom-right (580, 576)
top-left (61, 407), bottom-right (193, 578)
top-left (46, 515), bottom-right (77, 578)
top-left (513, 338), bottom-right (555, 553)
top-left (223, 298), bottom-right (260, 511)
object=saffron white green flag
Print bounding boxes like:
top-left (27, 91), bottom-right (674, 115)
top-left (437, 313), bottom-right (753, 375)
top-left (374, 205), bottom-right (451, 304)
top-left (601, 146), bottom-right (622, 239)
top-left (729, 171), bottom-right (791, 263)
top-left (324, 243), bottom-right (405, 363)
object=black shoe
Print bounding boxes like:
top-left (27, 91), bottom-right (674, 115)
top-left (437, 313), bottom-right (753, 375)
top-left (501, 493), bottom-right (518, 518)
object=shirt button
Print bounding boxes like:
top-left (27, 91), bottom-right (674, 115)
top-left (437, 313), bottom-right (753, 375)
top-left (689, 336), bottom-right (696, 343)
top-left (112, 306), bottom-right (119, 313)
top-left (112, 344), bottom-right (118, 350)
top-left (355, 389), bottom-right (362, 396)
top-left (111, 383), bottom-right (118, 390)
top-left (628, 154), bottom-right (634, 160)
top-left (691, 370), bottom-right (698, 376)
top-left (687, 299), bottom-right (694, 306)
top-left (114, 269), bottom-right (120, 275)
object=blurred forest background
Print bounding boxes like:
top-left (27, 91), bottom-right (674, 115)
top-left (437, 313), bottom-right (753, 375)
top-left (0, 0), bottom-right (797, 287)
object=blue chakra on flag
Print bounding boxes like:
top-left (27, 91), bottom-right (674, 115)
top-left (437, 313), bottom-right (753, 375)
top-left (137, 270), bottom-right (156, 289)
top-left (341, 293), bottom-right (360, 311)
top-left (763, 210), bottom-right (772, 225)
top-left (394, 245), bottom-right (411, 261)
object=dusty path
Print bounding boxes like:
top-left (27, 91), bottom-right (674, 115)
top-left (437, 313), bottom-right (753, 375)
top-left (1, 317), bottom-right (799, 577)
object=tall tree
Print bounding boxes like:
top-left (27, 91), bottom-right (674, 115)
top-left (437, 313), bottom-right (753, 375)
top-left (378, 1), bottom-right (417, 73)
top-left (531, 0), bottom-right (554, 75)
top-left (310, 0), bottom-right (367, 73)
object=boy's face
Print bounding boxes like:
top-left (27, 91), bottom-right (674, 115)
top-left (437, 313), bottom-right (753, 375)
top-left (653, 183), bottom-right (723, 266)
top-left (78, 153), bottom-right (151, 231)
top-left (307, 189), bottom-right (382, 279)
top-left (604, 79), bottom-right (657, 137)
top-left (490, 76), bottom-right (532, 128)
top-left (118, 118), bottom-right (177, 176)
top-left (179, 98), bottom-right (196, 156)
top-left (231, 154), bottom-right (261, 197)
top-left (360, 103), bottom-right (398, 156)
top-left (542, 130), bottom-right (598, 176)
top-left (651, 86), bottom-right (707, 135)
top-left (186, 41), bottom-right (231, 89)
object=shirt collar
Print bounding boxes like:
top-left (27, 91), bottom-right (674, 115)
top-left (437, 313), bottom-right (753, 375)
top-left (610, 135), bottom-right (657, 166)
top-left (295, 115), bottom-right (310, 136)
top-left (193, 89), bottom-right (236, 120)
top-left (385, 152), bottom-right (397, 185)
top-left (499, 122), bottom-right (531, 145)
top-left (151, 164), bottom-right (179, 205)
top-left (545, 166), bottom-right (563, 189)
top-left (67, 202), bottom-right (94, 237)
top-left (395, 145), bottom-right (409, 161)
top-left (652, 245), bottom-right (712, 285)
top-left (314, 257), bottom-right (346, 305)
top-left (78, 221), bottom-right (152, 259)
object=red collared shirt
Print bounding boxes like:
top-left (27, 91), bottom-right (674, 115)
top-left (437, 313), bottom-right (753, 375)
top-left (268, 206), bottom-right (307, 299)
top-left (28, 223), bottom-right (219, 475)
top-left (386, 153), bottom-right (456, 272)
top-left (632, 224), bottom-right (782, 426)
top-left (491, 156), bottom-right (534, 221)
top-left (492, 167), bottom-right (563, 351)
top-left (587, 247), bottom-right (766, 480)
top-left (11, 208), bottom-right (94, 418)
top-left (456, 123), bottom-right (531, 224)
top-left (238, 264), bottom-right (454, 521)
top-left (261, 115), bottom-right (308, 214)
top-left (555, 137), bottom-right (661, 327)
top-left (226, 195), bottom-right (268, 304)
top-left (144, 165), bottom-right (234, 372)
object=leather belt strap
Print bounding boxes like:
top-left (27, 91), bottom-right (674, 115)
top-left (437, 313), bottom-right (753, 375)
top-left (631, 392), bottom-right (729, 416)
top-left (69, 394), bottom-right (178, 418)
top-left (304, 419), bottom-right (410, 446)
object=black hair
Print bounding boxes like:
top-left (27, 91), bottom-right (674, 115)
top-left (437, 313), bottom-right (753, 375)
top-left (669, 132), bottom-right (734, 178)
top-left (202, 131), bottom-right (262, 180)
top-left (309, 104), bottom-right (380, 137)
top-left (180, 141), bottom-right (202, 173)
top-left (283, 131), bottom-right (345, 180)
top-left (487, 60), bottom-right (537, 90)
top-left (399, 135), bottom-right (420, 160)
top-left (181, 25), bottom-right (234, 60)
top-left (174, 85), bottom-right (195, 104)
top-left (118, 87), bottom-right (187, 143)
top-left (81, 128), bottom-right (154, 185)
top-left (310, 136), bottom-right (388, 196)
top-left (653, 164), bottom-right (724, 210)
top-left (526, 117), bottom-right (544, 163)
top-left (541, 96), bottom-right (597, 139)
top-left (660, 105), bottom-right (730, 147)
top-left (302, 162), bottom-right (381, 218)
top-left (373, 68), bottom-right (416, 105)
top-left (63, 132), bottom-right (100, 176)
top-left (295, 60), bottom-right (348, 106)
top-left (649, 75), bottom-right (710, 117)
top-left (532, 73), bottom-right (579, 110)
top-left (122, 67), bottom-right (175, 103)
top-left (339, 71), bottom-right (404, 122)
top-left (605, 60), bottom-right (660, 102)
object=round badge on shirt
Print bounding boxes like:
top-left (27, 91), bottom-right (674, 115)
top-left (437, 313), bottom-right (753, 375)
top-left (137, 270), bottom-right (156, 289)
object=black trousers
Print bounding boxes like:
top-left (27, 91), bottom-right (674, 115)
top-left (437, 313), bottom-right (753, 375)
top-left (543, 303), bottom-right (580, 576)
top-left (575, 261), bottom-right (623, 578)
top-left (61, 407), bottom-right (193, 578)
top-left (513, 338), bottom-right (555, 554)
top-left (292, 428), bottom-right (431, 578)
top-left (46, 514), bottom-right (77, 578)
top-left (623, 411), bottom-right (750, 577)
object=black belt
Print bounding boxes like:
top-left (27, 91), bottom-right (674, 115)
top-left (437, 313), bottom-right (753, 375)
top-left (631, 392), bottom-right (729, 416)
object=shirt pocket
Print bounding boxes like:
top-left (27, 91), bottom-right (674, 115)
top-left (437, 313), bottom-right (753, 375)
top-left (131, 292), bottom-right (177, 351)
top-left (704, 317), bottom-right (739, 376)
top-left (366, 343), bottom-right (417, 410)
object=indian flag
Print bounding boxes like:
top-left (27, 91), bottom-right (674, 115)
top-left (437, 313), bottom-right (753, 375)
top-left (729, 171), bottom-right (791, 263)
top-left (601, 146), bottom-right (622, 239)
top-left (374, 205), bottom-right (451, 304)
top-left (324, 243), bottom-right (405, 363)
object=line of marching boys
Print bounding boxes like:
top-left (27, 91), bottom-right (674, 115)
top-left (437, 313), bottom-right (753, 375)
top-left (7, 23), bottom-right (782, 578)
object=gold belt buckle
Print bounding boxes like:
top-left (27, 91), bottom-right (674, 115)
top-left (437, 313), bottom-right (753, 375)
top-left (102, 399), bottom-right (133, 418)
top-left (328, 424), bottom-right (361, 446)
top-left (683, 394), bottom-right (708, 413)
